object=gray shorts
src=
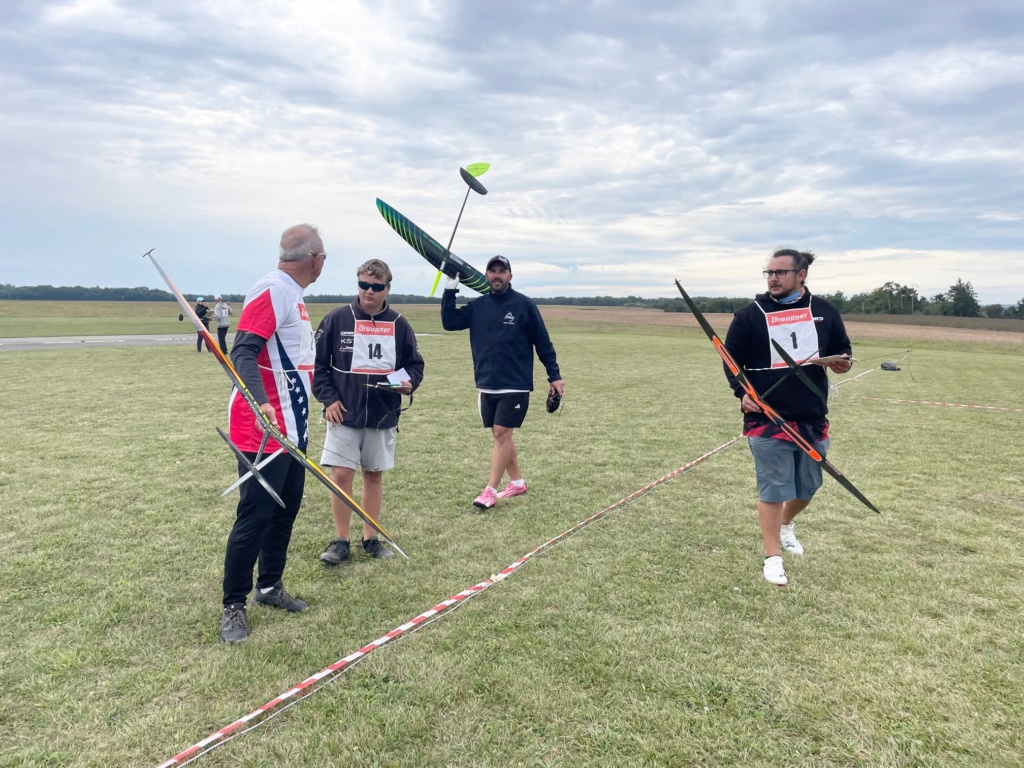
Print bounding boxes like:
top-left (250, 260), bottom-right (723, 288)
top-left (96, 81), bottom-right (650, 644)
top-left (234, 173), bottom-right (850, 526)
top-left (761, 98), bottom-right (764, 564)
top-left (320, 423), bottom-right (396, 471)
top-left (748, 436), bottom-right (830, 503)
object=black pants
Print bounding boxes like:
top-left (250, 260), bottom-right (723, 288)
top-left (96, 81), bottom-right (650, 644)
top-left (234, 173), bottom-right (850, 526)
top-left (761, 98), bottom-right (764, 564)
top-left (197, 322), bottom-right (210, 352)
top-left (222, 452), bottom-right (305, 607)
top-left (217, 326), bottom-right (229, 354)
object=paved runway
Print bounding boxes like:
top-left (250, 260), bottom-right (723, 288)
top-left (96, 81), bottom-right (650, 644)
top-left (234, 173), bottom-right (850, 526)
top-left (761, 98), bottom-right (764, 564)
top-left (0, 332), bottom-right (439, 352)
top-left (0, 334), bottom-right (229, 352)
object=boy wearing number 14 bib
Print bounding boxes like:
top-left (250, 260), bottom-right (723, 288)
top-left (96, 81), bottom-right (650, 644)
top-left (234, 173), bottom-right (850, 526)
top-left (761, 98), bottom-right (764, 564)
top-left (312, 259), bottom-right (424, 563)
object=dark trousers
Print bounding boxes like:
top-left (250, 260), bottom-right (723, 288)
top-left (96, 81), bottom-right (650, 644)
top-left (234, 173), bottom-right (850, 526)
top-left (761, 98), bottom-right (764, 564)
top-left (217, 326), bottom-right (229, 354)
top-left (222, 451), bottom-right (305, 607)
top-left (197, 322), bottom-right (211, 352)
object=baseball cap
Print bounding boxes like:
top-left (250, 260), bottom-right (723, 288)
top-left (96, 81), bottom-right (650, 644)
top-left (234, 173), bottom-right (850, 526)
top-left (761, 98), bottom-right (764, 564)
top-left (215, 294), bottom-right (222, 300)
top-left (486, 255), bottom-right (511, 271)
top-left (197, 297), bottom-right (205, 301)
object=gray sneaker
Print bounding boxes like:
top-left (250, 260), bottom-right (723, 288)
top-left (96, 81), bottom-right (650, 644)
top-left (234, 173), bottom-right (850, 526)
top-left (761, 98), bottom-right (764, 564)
top-left (220, 604), bottom-right (248, 643)
top-left (319, 538), bottom-right (351, 564)
top-left (251, 581), bottom-right (308, 612)
top-left (362, 538), bottom-right (395, 559)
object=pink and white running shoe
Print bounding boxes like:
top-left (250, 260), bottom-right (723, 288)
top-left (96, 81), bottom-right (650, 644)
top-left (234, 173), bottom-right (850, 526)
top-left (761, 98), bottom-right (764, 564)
top-left (472, 486), bottom-right (499, 509)
top-left (498, 481), bottom-right (528, 499)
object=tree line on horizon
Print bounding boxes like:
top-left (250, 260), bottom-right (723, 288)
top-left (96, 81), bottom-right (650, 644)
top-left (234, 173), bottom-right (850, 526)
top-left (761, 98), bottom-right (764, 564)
top-left (1, 280), bottom-right (1022, 319)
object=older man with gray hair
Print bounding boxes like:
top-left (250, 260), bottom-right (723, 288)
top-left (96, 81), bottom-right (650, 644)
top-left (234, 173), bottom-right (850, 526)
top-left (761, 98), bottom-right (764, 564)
top-left (219, 223), bottom-right (327, 644)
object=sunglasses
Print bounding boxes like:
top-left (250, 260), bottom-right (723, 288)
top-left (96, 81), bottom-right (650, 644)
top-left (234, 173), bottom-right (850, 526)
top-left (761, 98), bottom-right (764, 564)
top-left (358, 280), bottom-right (389, 292)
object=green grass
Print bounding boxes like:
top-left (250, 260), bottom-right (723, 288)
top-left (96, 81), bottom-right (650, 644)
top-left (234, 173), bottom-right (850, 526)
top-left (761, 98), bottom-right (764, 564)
top-left (1, 315), bottom-right (1023, 766)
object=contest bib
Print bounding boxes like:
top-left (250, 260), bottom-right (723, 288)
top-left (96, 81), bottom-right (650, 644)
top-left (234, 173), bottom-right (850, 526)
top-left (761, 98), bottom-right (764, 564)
top-left (763, 307), bottom-right (818, 368)
top-left (297, 303), bottom-right (315, 373)
top-left (351, 320), bottom-right (397, 373)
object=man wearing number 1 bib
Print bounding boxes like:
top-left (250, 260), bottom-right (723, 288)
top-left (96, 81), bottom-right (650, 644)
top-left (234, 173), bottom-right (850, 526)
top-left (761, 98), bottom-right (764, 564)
top-left (724, 248), bottom-right (853, 587)
top-left (312, 259), bottom-right (424, 563)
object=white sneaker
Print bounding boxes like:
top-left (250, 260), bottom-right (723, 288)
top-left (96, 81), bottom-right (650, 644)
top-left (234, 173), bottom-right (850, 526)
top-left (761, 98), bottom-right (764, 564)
top-left (780, 523), bottom-right (804, 555)
top-left (762, 555), bottom-right (788, 586)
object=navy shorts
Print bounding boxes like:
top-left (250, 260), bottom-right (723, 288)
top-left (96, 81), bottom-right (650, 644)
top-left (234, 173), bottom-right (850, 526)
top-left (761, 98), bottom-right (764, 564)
top-left (748, 436), bottom-right (830, 503)
top-left (479, 392), bottom-right (530, 429)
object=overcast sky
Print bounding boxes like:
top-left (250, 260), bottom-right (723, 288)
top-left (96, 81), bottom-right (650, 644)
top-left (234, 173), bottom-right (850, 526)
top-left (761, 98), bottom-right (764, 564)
top-left (2, 0), bottom-right (1022, 303)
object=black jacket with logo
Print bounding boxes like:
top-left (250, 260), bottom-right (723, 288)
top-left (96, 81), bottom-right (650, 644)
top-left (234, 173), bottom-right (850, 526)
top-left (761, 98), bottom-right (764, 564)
top-left (312, 300), bottom-right (424, 430)
top-left (723, 290), bottom-right (850, 430)
top-left (441, 287), bottom-right (560, 391)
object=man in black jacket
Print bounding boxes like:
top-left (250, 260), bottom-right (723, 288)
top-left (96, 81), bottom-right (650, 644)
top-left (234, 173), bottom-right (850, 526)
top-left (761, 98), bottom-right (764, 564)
top-left (312, 259), bottom-right (424, 562)
top-left (724, 248), bottom-right (853, 586)
top-left (194, 297), bottom-right (211, 353)
top-left (441, 256), bottom-right (564, 510)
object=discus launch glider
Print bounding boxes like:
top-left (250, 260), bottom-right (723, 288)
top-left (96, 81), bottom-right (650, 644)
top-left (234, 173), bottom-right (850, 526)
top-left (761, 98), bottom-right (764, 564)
top-left (674, 279), bottom-right (879, 514)
top-left (376, 198), bottom-right (491, 295)
top-left (144, 249), bottom-right (409, 558)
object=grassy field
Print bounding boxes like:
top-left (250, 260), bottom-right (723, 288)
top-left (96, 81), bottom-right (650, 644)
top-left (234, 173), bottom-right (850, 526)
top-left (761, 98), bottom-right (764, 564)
top-left (1, 308), bottom-right (1023, 766)
top-left (3, 299), bottom-right (1024, 339)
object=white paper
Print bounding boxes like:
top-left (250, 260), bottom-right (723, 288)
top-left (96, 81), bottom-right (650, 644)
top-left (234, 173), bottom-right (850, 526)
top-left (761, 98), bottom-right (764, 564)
top-left (387, 367), bottom-right (409, 385)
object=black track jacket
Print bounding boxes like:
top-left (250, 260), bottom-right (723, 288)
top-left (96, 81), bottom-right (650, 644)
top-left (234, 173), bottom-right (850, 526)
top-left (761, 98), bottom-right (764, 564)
top-left (723, 290), bottom-right (851, 431)
top-left (441, 287), bottom-right (560, 391)
top-left (312, 300), bottom-right (424, 430)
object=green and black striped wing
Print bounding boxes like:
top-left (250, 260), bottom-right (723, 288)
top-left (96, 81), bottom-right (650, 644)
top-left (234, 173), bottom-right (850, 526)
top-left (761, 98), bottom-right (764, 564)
top-left (376, 198), bottom-right (491, 295)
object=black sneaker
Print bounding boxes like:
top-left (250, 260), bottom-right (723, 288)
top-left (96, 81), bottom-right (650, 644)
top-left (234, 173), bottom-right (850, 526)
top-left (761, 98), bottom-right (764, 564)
top-left (251, 581), bottom-right (308, 612)
top-left (220, 604), bottom-right (248, 644)
top-left (362, 538), bottom-right (395, 559)
top-left (319, 538), bottom-right (351, 565)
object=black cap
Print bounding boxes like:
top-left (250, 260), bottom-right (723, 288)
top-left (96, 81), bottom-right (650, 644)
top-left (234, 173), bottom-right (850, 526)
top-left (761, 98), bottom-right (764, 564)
top-left (486, 255), bottom-right (511, 271)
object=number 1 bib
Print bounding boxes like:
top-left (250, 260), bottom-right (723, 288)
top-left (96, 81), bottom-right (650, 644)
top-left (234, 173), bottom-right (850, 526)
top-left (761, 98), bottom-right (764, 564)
top-left (760, 306), bottom-right (818, 368)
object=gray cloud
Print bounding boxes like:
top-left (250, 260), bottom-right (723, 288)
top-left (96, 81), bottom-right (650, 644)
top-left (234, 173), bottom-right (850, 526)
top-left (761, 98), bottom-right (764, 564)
top-left (2, 0), bottom-right (1022, 303)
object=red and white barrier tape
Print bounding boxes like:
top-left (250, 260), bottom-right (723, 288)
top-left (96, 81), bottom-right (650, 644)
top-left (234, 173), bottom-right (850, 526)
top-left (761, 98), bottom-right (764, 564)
top-left (858, 397), bottom-right (1024, 413)
top-left (155, 435), bottom-right (742, 767)
top-left (834, 367), bottom-right (876, 387)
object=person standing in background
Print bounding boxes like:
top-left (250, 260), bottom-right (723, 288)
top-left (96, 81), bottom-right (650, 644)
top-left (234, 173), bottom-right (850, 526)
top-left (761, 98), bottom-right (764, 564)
top-left (194, 297), bottom-right (212, 353)
top-left (214, 295), bottom-right (232, 354)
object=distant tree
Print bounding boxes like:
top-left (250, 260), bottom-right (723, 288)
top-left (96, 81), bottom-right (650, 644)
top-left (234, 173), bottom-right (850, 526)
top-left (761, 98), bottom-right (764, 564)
top-left (660, 296), bottom-right (752, 313)
top-left (880, 281), bottom-right (901, 313)
top-left (982, 303), bottom-right (1004, 318)
top-left (926, 291), bottom-right (950, 316)
top-left (818, 290), bottom-right (847, 312)
top-left (1012, 298), bottom-right (1024, 319)
top-left (946, 278), bottom-right (981, 317)
top-left (0, 284), bottom-right (174, 301)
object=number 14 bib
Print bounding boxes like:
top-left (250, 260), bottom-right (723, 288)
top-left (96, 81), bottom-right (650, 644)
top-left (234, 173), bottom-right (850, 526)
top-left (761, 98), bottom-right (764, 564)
top-left (761, 306), bottom-right (818, 368)
top-left (351, 320), bottom-right (396, 373)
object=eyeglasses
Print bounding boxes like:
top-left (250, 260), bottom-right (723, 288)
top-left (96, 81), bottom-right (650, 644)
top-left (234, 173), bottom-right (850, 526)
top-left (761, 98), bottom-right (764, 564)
top-left (763, 269), bottom-right (796, 279)
top-left (358, 280), bottom-right (388, 292)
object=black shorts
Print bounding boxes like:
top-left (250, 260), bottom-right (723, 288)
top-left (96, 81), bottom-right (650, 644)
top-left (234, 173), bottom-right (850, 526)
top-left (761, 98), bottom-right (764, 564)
top-left (479, 392), bottom-right (530, 429)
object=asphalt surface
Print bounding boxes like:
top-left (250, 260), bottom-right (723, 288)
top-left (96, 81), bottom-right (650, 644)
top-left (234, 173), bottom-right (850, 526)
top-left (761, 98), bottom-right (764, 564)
top-left (0, 333), bottom-right (231, 352)
top-left (0, 332), bottom-right (438, 353)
